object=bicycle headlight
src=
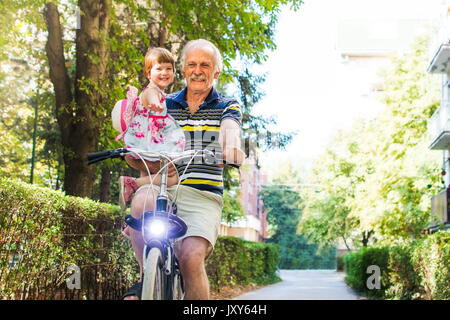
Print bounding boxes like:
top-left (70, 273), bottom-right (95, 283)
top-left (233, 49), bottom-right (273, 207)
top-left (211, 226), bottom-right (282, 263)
top-left (145, 219), bottom-right (166, 237)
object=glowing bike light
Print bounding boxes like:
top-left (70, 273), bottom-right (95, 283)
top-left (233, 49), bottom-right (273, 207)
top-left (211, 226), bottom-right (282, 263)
top-left (146, 219), bottom-right (166, 236)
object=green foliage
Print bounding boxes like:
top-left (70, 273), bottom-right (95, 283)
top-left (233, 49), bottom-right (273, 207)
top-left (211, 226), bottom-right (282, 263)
top-left (222, 189), bottom-right (245, 225)
top-left (1, 0), bottom-right (302, 197)
top-left (411, 231), bottom-right (450, 300)
top-left (206, 236), bottom-right (280, 291)
top-left (385, 244), bottom-right (419, 300)
top-left (344, 232), bottom-right (450, 300)
top-left (343, 247), bottom-right (390, 299)
top-left (261, 167), bottom-right (336, 269)
top-left (0, 177), bottom-right (138, 299)
top-left (336, 255), bottom-right (345, 271)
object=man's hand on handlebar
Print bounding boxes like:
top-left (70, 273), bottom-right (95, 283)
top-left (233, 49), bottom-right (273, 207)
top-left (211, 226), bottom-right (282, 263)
top-left (218, 146), bottom-right (245, 168)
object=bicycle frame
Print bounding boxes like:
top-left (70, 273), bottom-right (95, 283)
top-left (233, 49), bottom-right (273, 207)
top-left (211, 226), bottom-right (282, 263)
top-left (87, 147), bottom-right (233, 300)
top-left (88, 148), bottom-right (192, 300)
top-left (137, 155), bottom-right (190, 300)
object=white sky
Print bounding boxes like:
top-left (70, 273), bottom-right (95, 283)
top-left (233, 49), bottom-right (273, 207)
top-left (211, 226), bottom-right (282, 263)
top-left (254, 0), bottom-right (444, 178)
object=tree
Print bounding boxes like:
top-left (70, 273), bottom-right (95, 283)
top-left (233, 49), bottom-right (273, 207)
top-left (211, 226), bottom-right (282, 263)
top-left (43, 1), bottom-right (111, 197)
top-left (261, 161), bottom-right (336, 269)
top-left (299, 37), bottom-right (441, 248)
top-left (0, 0), bottom-right (303, 197)
top-left (222, 189), bottom-right (245, 225)
top-left (298, 128), bottom-right (364, 250)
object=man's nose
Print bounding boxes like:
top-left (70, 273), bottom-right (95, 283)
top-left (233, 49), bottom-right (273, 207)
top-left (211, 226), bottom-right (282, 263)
top-left (194, 65), bottom-right (202, 74)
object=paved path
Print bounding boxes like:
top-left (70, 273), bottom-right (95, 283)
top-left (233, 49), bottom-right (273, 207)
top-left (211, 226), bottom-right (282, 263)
top-left (233, 270), bottom-right (361, 300)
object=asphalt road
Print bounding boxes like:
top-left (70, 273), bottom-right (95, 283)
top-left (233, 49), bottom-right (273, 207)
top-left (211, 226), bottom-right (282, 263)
top-left (233, 270), bottom-right (361, 300)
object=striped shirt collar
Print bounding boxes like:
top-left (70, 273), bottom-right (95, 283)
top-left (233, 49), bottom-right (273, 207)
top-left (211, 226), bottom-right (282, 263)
top-left (171, 87), bottom-right (220, 110)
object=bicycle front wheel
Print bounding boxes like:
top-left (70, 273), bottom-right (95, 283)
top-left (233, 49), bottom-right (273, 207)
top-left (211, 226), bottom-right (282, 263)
top-left (142, 247), bottom-right (164, 300)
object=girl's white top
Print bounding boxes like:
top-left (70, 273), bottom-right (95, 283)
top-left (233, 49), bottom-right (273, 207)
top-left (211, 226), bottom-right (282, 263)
top-left (119, 85), bottom-right (186, 160)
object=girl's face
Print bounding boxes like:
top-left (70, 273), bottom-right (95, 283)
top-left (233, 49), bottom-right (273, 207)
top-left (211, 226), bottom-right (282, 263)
top-left (148, 62), bottom-right (175, 90)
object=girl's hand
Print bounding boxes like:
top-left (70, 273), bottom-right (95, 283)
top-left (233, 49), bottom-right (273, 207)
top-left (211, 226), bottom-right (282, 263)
top-left (142, 87), bottom-right (165, 113)
top-left (145, 103), bottom-right (165, 113)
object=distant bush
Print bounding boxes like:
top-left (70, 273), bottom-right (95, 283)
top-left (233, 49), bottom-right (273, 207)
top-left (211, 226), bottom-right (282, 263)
top-left (343, 232), bottom-right (450, 300)
top-left (412, 232), bottom-right (450, 300)
top-left (344, 247), bottom-right (389, 299)
top-left (336, 255), bottom-right (345, 272)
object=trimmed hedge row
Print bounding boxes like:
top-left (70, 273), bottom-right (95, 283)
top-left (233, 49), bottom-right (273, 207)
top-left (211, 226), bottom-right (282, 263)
top-left (0, 178), bottom-right (279, 299)
top-left (0, 177), bottom-right (138, 299)
top-left (343, 232), bottom-right (450, 300)
top-left (206, 236), bottom-right (280, 291)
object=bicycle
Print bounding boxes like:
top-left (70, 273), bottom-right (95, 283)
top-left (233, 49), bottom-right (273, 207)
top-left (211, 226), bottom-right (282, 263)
top-left (87, 147), bottom-right (218, 300)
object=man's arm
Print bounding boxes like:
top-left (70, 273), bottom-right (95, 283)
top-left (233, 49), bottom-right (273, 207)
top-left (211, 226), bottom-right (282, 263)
top-left (219, 118), bottom-right (245, 166)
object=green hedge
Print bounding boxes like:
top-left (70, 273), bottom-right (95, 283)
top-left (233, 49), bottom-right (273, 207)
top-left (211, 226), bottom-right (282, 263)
top-left (343, 247), bottom-right (390, 299)
top-left (206, 236), bottom-right (280, 291)
top-left (0, 178), bottom-right (279, 299)
top-left (343, 232), bottom-right (450, 300)
top-left (0, 177), bottom-right (138, 299)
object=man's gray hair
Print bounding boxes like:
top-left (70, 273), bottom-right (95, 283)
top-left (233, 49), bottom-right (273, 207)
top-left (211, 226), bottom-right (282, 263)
top-left (180, 39), bottom-right (223, 73)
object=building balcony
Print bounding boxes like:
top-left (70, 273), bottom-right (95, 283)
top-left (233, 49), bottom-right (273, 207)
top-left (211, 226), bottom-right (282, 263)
top-left (430, 188), bottom-right (450, 228)
top-left (428, 103), bottom-right (450, 150)
top-left (428, 43), bottom-right (450, 73)
top-left (428, 6), bottom-right (450, 73)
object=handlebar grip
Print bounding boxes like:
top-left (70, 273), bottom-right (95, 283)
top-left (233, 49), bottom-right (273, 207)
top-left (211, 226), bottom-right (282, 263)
top-left (87, 148), bottom-right (128, 165)
top-left (87, 150), bottom-right (113, 161)
top-left (88, 157), bottom-right (110, 165)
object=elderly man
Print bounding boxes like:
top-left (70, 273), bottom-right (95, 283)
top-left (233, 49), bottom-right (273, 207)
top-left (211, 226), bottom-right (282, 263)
top-left (122, 39), bottom-right (243, 300)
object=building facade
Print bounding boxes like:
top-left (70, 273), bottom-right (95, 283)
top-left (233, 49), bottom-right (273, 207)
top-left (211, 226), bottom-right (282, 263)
top-left (219, 156), bottom-right (268, 242)
top-left (427, 2), bottom-right (450, 229)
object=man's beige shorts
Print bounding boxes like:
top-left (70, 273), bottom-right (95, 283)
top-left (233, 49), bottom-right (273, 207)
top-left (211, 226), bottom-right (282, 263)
top-left (135, 184), bottom-right (223, 258)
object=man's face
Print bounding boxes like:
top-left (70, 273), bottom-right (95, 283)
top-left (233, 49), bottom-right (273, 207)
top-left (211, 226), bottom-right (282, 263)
top-left (183, 48), bottom-right (220, 94)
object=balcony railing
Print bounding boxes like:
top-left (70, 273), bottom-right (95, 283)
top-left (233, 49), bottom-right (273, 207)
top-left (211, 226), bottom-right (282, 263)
top-left (428, 7), bottom-right (450, 73)
top-left (430, 188), bottom-right (450, 228)
top-left (429, 103), bottom-right (450, 150)
top-left (428, 43), bottom-right (450, 73)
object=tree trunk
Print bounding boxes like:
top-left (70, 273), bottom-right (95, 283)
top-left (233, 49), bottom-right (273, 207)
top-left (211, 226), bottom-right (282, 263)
top-left (44, 1), bottom-right (111, 197)
top-left (99, 167), bottom-right (111, 203)
top-left (361, 230), bottom-right (373, 247)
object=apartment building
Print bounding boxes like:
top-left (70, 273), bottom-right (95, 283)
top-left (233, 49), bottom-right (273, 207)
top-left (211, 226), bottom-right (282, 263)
top-left (427, 3), bottom-right (450, 230)
top-left (219, 156), bottom-right (268, 242)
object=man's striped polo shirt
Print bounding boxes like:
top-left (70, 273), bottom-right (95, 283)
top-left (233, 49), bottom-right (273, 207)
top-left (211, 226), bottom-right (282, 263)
top-left (166, 87), bottom-right (242, 196)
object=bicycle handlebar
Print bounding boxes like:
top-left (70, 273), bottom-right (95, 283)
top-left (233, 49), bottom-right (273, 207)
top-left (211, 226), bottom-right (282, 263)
top-left (87, 148), bottom-right (127, 165)
top-left (87, 148), bottom-right (239, 168)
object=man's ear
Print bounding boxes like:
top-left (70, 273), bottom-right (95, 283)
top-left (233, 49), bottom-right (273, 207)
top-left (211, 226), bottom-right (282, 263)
top-left (214, 71), bottom-right (220, 79)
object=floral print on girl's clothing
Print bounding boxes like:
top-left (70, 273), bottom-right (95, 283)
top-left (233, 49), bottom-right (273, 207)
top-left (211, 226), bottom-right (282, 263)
top-left (122, 85), bottom-right (185, 159)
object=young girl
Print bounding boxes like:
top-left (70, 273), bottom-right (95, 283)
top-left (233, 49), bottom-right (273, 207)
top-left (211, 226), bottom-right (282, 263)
top-left (112, 47), bottom-right (185, 210)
